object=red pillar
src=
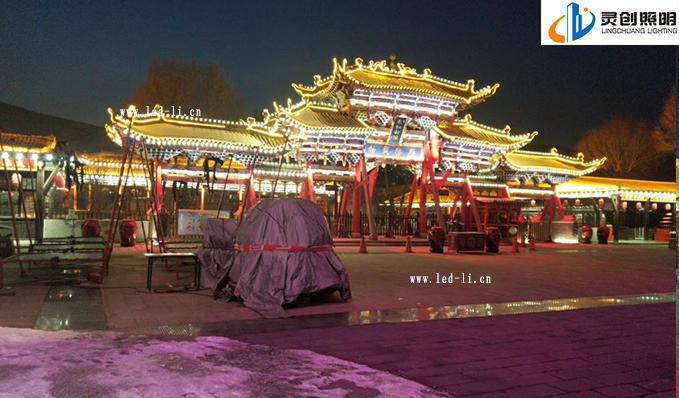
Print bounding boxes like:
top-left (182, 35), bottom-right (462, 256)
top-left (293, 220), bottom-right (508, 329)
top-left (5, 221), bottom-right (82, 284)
top-left (418, 162), bottom-right (429, 235)
top-left (338, 183), bottom-right (351, 236)
top-left (351, 160), bottom-right (363, 236)
top-left (154, 161), bottom-right (164, 211)
top-left (462, 174), bottom-right (481, 231)
top-left (552, 191), bottom-right (565, 219)
top-left (460, 189), bottom-right (468, 230)
top-left (351, 184), bottom-right (361, 236)
top-left (404, 174), bottom-right (418, 233)
top-left (302, 162), bottom-right (317, 203)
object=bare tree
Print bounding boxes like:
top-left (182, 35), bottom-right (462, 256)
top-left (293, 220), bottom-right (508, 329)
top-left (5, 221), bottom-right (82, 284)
top-left (131, 59), bottom-right (245, 119)
top-left (651, 86), bottom-right (676, 153)
top-left (576, 117), bottom-right (659, 178)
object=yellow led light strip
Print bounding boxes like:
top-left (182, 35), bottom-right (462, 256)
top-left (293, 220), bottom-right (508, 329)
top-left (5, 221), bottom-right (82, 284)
top-left (107, 108), bottom-right (286, 152)
top-left (292, 57), bottom-right (499, 105)
top-left (0, 132), bottom-right (57, 153)
top-left (505, 148), bottom-right (606, 176)
top-left (433, 115), bottom-right (537, 150)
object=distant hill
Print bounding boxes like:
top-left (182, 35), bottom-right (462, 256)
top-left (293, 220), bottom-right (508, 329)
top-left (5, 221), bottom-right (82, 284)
top-left (0, 102), bottom-right (119, 152)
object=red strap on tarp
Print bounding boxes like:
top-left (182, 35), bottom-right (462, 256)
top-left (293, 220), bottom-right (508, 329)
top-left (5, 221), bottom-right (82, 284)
top-left (238, 244), bottom-right (332, 252)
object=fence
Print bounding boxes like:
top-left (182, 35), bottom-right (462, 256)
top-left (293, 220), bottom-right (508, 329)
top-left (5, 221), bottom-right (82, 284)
top-left (45, 210), bottom-right (465, 238)
top-left (326, 213), bottom-right (440, 237)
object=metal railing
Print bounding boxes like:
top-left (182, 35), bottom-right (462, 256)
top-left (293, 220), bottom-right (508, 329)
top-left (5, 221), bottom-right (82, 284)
top-left (326, 213), bottom-right (439, 237)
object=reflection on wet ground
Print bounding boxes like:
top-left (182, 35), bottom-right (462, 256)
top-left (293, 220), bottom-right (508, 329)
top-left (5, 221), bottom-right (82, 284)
top-left (34, 285), bottom-right (107, 330)
top-left (122, 292), bottom-right (674, 337)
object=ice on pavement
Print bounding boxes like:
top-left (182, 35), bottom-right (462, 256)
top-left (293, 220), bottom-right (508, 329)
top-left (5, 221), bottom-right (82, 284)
top-left (0, 327), bottom-right (448, 397)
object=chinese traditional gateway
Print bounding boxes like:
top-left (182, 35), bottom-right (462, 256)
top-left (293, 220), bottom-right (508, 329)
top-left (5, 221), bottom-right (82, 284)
top-left (105, 57), bottom-right (607, 239)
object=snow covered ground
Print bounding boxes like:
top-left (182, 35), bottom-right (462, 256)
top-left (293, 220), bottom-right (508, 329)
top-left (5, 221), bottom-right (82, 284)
top-left (0, 327), bottom-right (447, 397)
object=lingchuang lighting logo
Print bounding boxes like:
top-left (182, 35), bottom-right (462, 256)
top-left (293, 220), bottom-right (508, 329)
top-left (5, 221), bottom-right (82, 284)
top-left (548, 2), bottom-right (596, 43)
top-left (541, 0), bottom-right (679, 45)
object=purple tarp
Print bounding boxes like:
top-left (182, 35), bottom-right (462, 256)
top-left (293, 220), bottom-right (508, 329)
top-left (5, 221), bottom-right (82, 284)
top-left (196, 218), bottom-right (237, 289)
top-left (208, 199), bottom-right (351, 318)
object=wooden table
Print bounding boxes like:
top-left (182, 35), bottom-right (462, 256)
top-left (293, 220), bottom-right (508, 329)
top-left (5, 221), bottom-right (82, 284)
top-left (144, 252), bottom-right (200, 291)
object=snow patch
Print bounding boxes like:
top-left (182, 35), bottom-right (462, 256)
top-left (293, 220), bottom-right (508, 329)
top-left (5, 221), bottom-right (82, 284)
top-left (0, 327), bottom-right (448, 397)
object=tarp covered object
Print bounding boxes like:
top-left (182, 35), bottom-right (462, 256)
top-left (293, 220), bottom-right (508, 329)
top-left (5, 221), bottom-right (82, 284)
top-left (217, 198), bottom-right (352, 318)
top-left (197, 218), bottom-right (238, 289)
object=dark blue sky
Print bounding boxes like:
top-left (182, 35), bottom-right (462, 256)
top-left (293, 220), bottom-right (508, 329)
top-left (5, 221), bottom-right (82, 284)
top-left (0, 0), bottom-right (674, 149)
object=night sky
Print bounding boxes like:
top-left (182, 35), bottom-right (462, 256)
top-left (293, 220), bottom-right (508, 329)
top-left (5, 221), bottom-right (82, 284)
top-left (0, 0), bottom-right (674, 149)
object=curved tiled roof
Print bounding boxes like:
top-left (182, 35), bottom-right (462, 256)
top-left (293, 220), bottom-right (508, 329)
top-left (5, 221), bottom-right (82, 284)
top-left (284, 104), bottom-right (374, 131)
top-left (504, 149), bottom-right (606, 176)
top-left (107, 107), bottom-right (285, 150)
top-left (558, 176), bottom-right (675, 193)
top-left (0, 132), bottom-right (57, 153)
top-left (556, 176), bottom-right (675, 202)
top-left (78, 151), bottom-right (248, 176)
top-left (292, 58), bottom-right (498, 109)
top-left (434, 114), bottom-right (537, 149)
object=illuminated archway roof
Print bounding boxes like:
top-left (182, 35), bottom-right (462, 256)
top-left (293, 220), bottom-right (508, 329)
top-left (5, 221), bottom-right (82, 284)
top-left (292, 58), bottom-right (499, 109)
top-left (78, 151), bottom-right (147, 177)
top-left (556, 176), bottom-right (676, 202)
top-left (0, 132), bottom-right (57, 153)
top-left (101, 57), bottom-right (607, 181)
top-left (504, 148), bottom-right (606, 176)
top-left (434, 114), bottom-right (537, 149)
top-left (107, 107), bottom-right (285, 151)
top-left (78, 151), bottom-right (249, 177)
top-left (279, 102), bottom-right (374, 132)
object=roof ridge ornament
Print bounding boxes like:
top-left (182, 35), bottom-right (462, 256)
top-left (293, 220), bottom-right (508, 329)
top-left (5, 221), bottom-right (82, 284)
top-left (333, 57), bottom-right (348, 73)
top-left (506, 150), bottom-right (607, 176)
top-left (292, 56), bottom-right (499, 108)
top-left (396, 62), bottom-right (418, 76)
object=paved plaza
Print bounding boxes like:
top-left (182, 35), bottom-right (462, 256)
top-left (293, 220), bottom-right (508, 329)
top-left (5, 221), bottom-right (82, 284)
top-left (0, 242), bottom-right (674, 397)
